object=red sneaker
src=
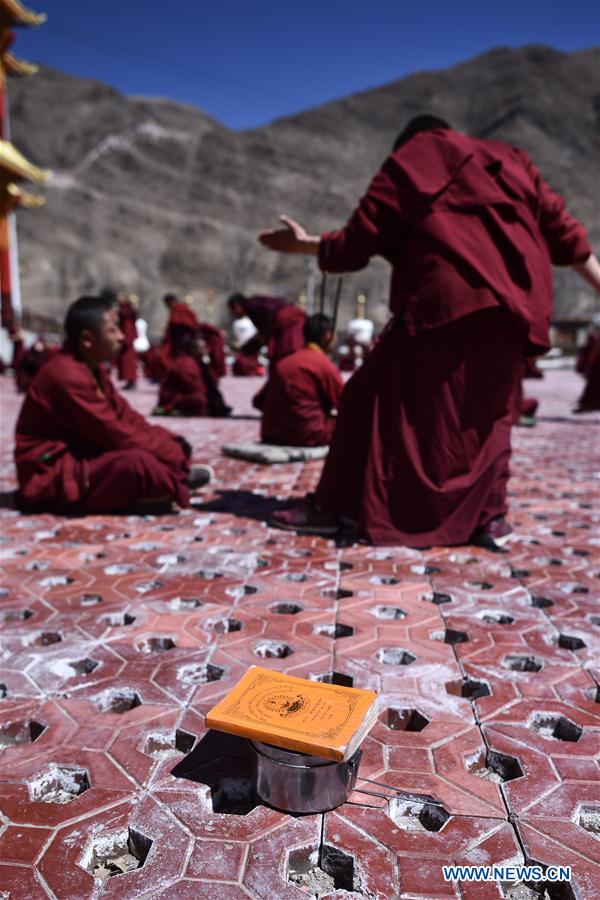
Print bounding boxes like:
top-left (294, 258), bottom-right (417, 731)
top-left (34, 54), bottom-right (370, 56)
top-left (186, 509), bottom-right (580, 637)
top-left (270, 502), bottom-right (339, 536)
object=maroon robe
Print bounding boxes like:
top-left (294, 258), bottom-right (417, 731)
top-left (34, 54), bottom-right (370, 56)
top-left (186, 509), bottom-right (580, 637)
top-left (240, 295), bottom-right (286, 339)
top-left (575, 333), bottom-right (600, 411)
top-left (15, 350), bottom-right (189, 512)
top-left (117, 301), bottom-right (138, 383)
top-left (164, 302), bottom-right (226, 383)
top-left (199, 322), bottom-right (227, 381)
top-left (11, 337), bottom-right (24, 370)
top-left (241, 296), bottom-right (306, 361)
top-left (320, 129), bottom-right (590, 354)
top-left (14, 341), bottom-right (60, 394)
top-left (510, 359), bottom-right (540, 424)
top-left (163, 302), bottom-right (200, 359)
top-left (141, 345), bottom-right (169, 382)
top-left (233, 352), bottom-right (264, 376)
top-left (270, 305), bottom-right (308, 362)
top-left (261, 345), bottom-right (343, 446)
top-left (314, 129), bottom-right (591, 546)
top-left (158, 355), bottom-right (208, 416)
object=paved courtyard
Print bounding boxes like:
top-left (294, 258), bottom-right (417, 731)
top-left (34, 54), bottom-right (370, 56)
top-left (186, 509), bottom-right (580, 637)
top-left (0, 368), bottom-right (598, 899)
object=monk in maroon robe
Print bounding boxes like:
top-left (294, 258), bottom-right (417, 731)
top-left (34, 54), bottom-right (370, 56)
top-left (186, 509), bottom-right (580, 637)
top-left (13, 336), bottom-right (60, 393)
top-left (261, 313), bottom-right (343, 446)
top-left (574, 320), bottom-right (600, 412)
top-left (232, 351), bottom-right (265, 376)
top-left (228, 293), bottom-right (306, 363)
top-left (15, 296), bottom-right (212, 514)
top-left (259, 115), bottom-right (600, 549)
top-left (163, 293), bottom-right (227, 383)
top-left (141, 343), bottom-right (169, 382)
top-left (154, 330), bottom-right (231, 418)
top-left (116, 293), bottom-right (138, 389)
top-left (229, 293), bottom-right (307, 408)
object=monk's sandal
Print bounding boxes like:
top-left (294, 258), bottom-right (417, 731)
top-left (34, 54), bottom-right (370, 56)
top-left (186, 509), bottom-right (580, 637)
top-left (270, 501), bottom-right (339, 536)
top-left (188, 465), bottom-right (214, 489)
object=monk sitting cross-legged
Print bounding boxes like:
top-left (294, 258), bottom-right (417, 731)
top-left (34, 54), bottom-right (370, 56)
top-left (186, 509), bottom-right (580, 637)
top-left (15, 296), bottom-right (213, 514)
top-left (260, 313), bottom-right (344, 447)
top-left (154, 328), bottom-right (231, 418)
top-left (163, 293), bottom-right (227, 385)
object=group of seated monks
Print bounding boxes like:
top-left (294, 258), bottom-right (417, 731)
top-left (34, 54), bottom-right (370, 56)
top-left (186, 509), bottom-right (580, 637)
top-left (11, 290), bottom-right (347, 517)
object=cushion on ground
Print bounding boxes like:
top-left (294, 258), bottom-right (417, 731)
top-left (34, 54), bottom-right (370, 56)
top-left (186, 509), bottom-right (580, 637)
top-left (221, 441), bottom-right (329, 464)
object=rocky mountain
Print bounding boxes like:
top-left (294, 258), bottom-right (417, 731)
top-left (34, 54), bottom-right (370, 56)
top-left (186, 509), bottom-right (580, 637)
top-left (8, 44), bottom-right (600, 334)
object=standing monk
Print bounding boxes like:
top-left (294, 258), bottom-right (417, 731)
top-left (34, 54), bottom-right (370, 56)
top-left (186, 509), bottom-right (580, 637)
top-left (116, 292), bottom-right (138, 389)
top-left (228, 293), bottom-right (307, 363)
top-left (15, 296), bottom-right (212, 514)
top-left (229, 292), bottom-right (307, 408)
top-left (259, 116), bottom-right (600, 549)
top-left (260, 313), bottom-right (343, 446)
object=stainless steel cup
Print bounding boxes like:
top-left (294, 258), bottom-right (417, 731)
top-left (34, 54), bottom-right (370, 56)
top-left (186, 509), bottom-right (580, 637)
top-left (249, 740), bottom-right (361, 813)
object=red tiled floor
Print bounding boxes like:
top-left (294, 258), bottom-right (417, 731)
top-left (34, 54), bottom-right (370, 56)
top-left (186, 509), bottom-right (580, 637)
top-left (1, 370), bottom-right (599, 898)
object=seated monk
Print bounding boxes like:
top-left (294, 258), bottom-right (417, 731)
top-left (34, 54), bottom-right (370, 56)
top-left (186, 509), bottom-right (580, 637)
top-left (13, 335), bottom-right (60, 393)
top-left (15, 296), bottom-right (213, 514)
top-left (141, 343), bottom-right (169, 382)
top-left (163, 292), bottom-right (226, 383)
top-left (154, 328), bottom-right (231, 418)
top-left (233, 351), bottom-right (265, 376)
top-left (260, 313), bottom-right (343, 446)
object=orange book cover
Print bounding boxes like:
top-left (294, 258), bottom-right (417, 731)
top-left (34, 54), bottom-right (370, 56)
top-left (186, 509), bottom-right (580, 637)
top-left (205, 666), bottom-right (378, 761)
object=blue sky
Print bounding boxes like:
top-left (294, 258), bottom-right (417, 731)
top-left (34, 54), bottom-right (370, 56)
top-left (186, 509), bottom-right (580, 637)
top-left (13, 0), bottom-right (600, 129)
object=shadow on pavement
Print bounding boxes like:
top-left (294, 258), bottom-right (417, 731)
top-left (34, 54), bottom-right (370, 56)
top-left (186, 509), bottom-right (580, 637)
top-left (191, 489), bottom-right (294, 523)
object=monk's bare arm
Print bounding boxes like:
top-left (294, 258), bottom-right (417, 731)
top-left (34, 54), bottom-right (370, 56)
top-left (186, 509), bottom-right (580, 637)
top-left (258, 216), bottom-right (320, 255)
top-left (573, 254), bottom-right (600, 294)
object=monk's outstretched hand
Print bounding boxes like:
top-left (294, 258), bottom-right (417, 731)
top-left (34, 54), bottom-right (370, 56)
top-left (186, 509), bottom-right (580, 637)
top-left (258, 215), bottom-right (320, 255)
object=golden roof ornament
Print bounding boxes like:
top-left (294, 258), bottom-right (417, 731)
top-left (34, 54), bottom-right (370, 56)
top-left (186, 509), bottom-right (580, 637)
top-left (0, 0), bottom-right (46, 27)
top-left (3, 50), bottom-right (38, 76)
top-left (0, 138), bottom-right (50, 183)
top-left (6, 180), bottom-right (44, 207)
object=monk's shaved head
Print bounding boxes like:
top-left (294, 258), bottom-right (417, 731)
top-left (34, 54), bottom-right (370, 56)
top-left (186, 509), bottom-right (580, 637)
top-left (64, 296), bottom-right (115, 345)
top-left (393, 115), bottom-right (450, 151)
top-left (228, 292), bottom-right (247, 318)
top-left (304, 313), bottom-right (334, 347)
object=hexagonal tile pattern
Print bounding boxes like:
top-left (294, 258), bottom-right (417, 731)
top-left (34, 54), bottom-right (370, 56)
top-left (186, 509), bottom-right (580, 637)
top-left (1, 370), bottom-right (598, 898)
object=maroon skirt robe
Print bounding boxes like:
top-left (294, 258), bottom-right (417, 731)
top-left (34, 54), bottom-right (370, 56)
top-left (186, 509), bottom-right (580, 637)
top-left (576, 334), bottom-right (600, 411)
top-left (315, 309), bottom-right (522, 546)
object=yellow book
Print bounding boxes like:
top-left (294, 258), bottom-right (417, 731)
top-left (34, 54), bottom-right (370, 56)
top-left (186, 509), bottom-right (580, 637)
top-left (205, 666), bottom-right (378, 761)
